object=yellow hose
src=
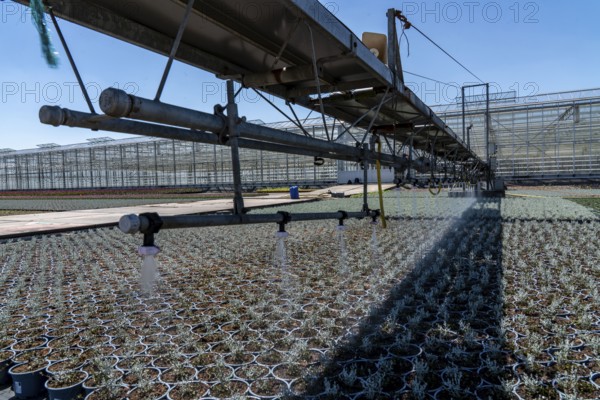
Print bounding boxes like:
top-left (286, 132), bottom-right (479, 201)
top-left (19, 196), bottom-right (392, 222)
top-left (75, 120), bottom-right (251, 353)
top-left (376, 139), bottom-right (387, 229)
top-left (428, 182), bottom-right (442, 196)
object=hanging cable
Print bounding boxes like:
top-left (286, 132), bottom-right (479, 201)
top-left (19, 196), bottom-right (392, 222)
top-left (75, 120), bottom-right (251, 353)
top-left (411, 25), bottom-right (484, 84)
top-left (399, 17), bottom-right (410, 57)
top-left (394, 11), bottom-right (484, 84)
top-left (403, 71), bottom-right (457, 87)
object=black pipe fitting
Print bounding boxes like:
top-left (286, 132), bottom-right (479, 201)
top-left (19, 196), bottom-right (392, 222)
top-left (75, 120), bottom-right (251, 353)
top-left (139, 212), bottom-right (163, 247)
top-left (338, 210), bottom-right (348, 226)
top-left (276, 211), bottom-right (292, 233)
top-left (140, 213), bottom-right (164, 235)
top-left (371, 209), bottom-right (381, 223)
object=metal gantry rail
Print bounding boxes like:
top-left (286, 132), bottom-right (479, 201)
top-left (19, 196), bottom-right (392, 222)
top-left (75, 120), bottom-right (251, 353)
top-left (11, 0), bottom-right (490, 237)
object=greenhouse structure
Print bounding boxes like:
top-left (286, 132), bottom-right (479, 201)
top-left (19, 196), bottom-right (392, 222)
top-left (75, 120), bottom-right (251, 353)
top-left (1, 88), bottom-right (599, 191)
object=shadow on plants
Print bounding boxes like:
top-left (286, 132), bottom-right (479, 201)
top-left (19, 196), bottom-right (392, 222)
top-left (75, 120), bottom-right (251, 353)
top-left (295, 199), bottom-right (515, 399)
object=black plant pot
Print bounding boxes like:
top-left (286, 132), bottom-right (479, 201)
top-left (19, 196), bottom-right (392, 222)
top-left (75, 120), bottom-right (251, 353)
top-left (45, 371), bottom-right (87, 400)
top-left (9, 361), bottom-right (49, 399)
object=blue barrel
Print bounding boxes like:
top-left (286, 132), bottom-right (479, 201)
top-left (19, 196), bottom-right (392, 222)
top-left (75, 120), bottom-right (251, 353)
top-left (289, 186), bottom-right (300, 199)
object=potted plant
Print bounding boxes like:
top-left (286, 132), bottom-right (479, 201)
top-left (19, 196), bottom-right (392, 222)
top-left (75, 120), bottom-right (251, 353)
top-left (82, 356), bottom-right (121, 395)
top-left (45, 370), bottom-right (88, 400)
top-left (8, 358), bottom-right (50, 398)
top-left (84, 383), bottom-right (129, 400)
top-left (167, 381), bottom-right (209, 400)
top-left (127, 378), bottom-right (169, 400)
top-left (0, 349), bottom-right (15, 386)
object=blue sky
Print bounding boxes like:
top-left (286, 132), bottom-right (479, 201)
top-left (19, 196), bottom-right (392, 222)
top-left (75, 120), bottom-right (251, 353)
top-left (1, 0), bottom-right (599, 150)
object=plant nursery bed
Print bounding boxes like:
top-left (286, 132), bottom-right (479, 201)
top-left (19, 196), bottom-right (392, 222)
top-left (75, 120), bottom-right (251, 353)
top-left (0, 194), bottom-right (598, 399)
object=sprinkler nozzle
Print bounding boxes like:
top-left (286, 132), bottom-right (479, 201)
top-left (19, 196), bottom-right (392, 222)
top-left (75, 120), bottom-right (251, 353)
top-left (138, 246), bottom-right (160, 256)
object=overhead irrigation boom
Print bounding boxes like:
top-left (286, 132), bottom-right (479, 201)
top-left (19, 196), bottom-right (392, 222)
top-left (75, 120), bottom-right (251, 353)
top-left (17, 0), bottom-right (490, 244)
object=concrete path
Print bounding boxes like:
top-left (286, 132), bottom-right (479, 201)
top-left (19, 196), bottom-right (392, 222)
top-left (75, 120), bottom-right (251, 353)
top-left (303, 184), bottom-right (396, 198)
top-left (0, 185), bottom-right (396, 239)
top-left (0, 197), bottom-right (312, 239)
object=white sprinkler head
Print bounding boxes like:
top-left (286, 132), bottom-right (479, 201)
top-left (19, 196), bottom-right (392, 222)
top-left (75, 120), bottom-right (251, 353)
top-left (138, 246), bottom-right (161, 256)
top-left (336, 225), bottom-right (348, 231)
top-left (275, 231), bottom-right (290, 239)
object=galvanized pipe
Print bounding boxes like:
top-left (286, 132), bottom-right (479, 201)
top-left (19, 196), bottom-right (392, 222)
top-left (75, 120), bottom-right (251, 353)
top-left (119, 211), bottom-right (374, 234)
top-left (226, 80), bottom-right (245, 214)
top-left (99, 88), bottom-right (364, 159)
top-left (39, 106), bottom-right (414, 169)
top-left (38, 106), bottom-right (358, 162)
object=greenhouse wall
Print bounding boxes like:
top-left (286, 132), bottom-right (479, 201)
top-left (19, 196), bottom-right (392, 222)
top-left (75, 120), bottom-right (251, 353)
top-left (433, 88), bottom-right (600, 180)
top-left (0, 121), bottom-right (340, 190)
top-left (1, 89), bottom-right (599, 190)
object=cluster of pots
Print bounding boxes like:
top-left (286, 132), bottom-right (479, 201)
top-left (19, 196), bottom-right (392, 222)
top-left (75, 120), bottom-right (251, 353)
top-left (501, 218), bottom-right (600, 399)
top-left (0, 197), bottom-right (597, 399)
top-left (0, 199), bottom-right (475, 399)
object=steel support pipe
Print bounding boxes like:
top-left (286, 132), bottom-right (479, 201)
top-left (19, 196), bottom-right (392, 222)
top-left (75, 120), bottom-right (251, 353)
top-left (119, 211), bottom-right (377, 235)
top-left (39, 106), bottom-right (415, 169)
top-left (99, 88), bottom-right (366, 159)
top-left (38, 106), bottom-right (358, 162)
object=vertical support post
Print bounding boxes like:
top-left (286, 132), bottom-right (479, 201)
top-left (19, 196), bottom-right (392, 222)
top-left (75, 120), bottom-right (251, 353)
top-left (5, 157), bottom-right (9, 190)
top-left (14, 156), bottom-right (20, 191)
top-left (154, 141), bottom-right (159, 186)
top-left (104, 146), bottom-right (109, 187)
top-left (572, 102), bottom-right (576, 174)
top-left (387, 8), bottom-right (404, 84)
top-left (49, 152), bottom-right (54, 189)
top-left (526, 106), bottom-right (530, 174)
top-left (119, 145), bottom-right (124, 187)
top-left (485, 83), bottom-right (490, 189)
top-left (172, 140), bottom-right (178, 186)
top-left (260, 150), bottom-right (264, 187)
top-left (462, 86), bottom-right (466, 146)
top-left (62, 151), bottom-right (67, 189)
top-left (226, 80), bottom-right (245, 215)
top-left (75, 150), bottom-right (80, 188)
top-left (136, 143), bottom-right (141, 187)
top-left (25, 155), bottom-right (30, 190)
top-left (590, 101), bottom-right (593, 173)
top-left (362, 143), bottom-right (369, 212)
top-left (88, 147), bottom-right (94, 188)
top-left (192, 142), bottom-right (197, 186)
top-left (37, 154), bottom-right (42, 189)
top-left (212, 145), bottom-right (217, 187)
top-left (286, 154), bottom-right (290, 183)
top-left (541, 103), bottom-right (546, 173)
top-left (511, 109), bottom-right (515, 176)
